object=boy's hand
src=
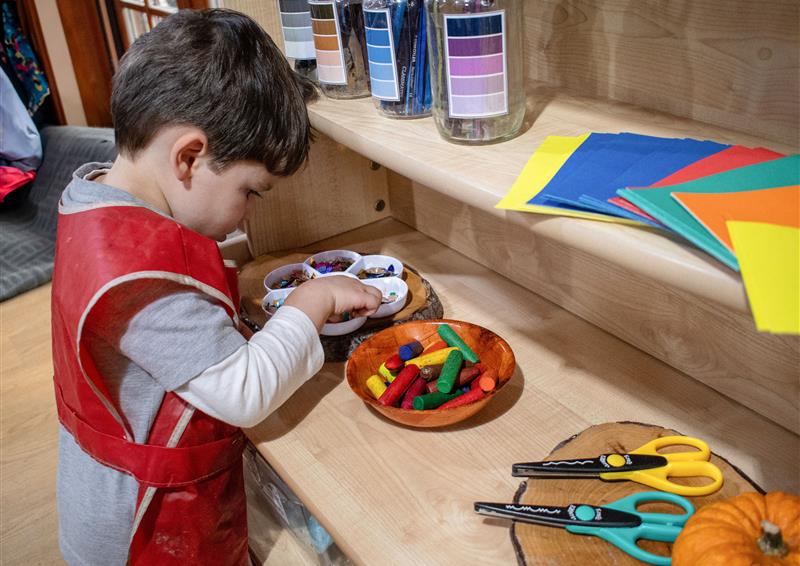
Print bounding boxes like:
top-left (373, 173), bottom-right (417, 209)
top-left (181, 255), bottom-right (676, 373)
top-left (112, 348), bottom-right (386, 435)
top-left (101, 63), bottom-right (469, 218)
top-left (283, 275), bottom-right (382, 331)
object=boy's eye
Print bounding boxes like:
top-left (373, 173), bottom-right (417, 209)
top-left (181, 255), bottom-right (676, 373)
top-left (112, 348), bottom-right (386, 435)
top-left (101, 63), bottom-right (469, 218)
top-left (247, 190), bottom-right (263, 199)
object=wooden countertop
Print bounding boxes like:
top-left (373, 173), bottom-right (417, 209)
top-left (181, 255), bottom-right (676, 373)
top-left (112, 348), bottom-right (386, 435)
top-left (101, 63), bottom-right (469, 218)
top-left (306, 85), bottom-right (797, 315)
top-left (245, 219), bottom-right (799, 566)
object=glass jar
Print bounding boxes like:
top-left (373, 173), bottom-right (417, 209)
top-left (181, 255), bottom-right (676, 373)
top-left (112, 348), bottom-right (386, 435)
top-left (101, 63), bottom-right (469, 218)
top-left (277, 0), bottom-right (320, 84)
top-left (363, 0), bottom-right (432, 118)
top-left (424, 0), bottom-right (524, 144)
top-left (309, 0), bottom-right (371, 99)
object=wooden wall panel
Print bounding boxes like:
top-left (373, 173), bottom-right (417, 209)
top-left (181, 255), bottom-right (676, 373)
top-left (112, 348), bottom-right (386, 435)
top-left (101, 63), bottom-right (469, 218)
top-left (524, 0), bottom-right (800, 147)
top-left (388, 171), bottom-right (800, 433)
top-left (244, 134), bottom-right (390, 256)
top-left (223, 0), bottom-right (283, 49)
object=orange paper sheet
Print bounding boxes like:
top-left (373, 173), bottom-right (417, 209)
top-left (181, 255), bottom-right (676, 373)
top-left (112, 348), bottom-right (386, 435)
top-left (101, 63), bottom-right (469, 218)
top-left (673, 185), bottom-right (800, 253)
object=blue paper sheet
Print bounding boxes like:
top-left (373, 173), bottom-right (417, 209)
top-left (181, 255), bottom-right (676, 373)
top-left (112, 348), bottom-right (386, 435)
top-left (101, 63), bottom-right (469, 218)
top-left (526, 133), bottom-right (728, 216)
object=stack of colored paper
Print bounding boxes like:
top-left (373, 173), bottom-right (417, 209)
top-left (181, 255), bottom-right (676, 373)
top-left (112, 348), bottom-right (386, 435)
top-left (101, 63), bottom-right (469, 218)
top-left (497, 133), bottom-right (799, 334)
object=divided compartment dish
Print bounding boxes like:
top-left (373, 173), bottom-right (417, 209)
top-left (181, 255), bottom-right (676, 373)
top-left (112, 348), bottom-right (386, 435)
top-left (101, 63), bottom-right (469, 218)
top-left (361, 277), bottom-right (409, 318)
top-left (349, 254), bottom-right (404, 279)
top-left (263, 262), bottom-right (317, 292)
top-left (305, 250), bottom-right (362, 275)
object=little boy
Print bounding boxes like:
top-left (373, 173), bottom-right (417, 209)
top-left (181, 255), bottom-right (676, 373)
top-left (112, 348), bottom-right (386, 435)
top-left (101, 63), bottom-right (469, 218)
top-left (51, 9), bottom-right (381, 566)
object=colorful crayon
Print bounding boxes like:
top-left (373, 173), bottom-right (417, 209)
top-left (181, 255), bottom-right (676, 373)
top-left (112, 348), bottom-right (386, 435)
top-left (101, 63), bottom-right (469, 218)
top-left (412, 390), bottom-right (462, 410)
top-left (405, 346), bottom-right (458, 368)
top-left (378, 364), bottom-right (420, 406)
top-left (419, 363), bottom-right (443, 381)
top-left (385, 353), bottom-right (405, 371)
top-left (439, 387), bottom-right (485, 409)
top-left (379, 363), bottom-right (397, 382)
top-left (456, 366), bottom-right (480, 388)
top-left (437, 324), bottom-right (479, 363)
top-left (400, 376), bottom-right (427, 409)
top-left (366, 375), bottom-right (387, 399)
top-left (478, 368), bottom-right (497, 392)
top-left (422, 340), bottom-right (448, 354)
top-left (398, 340), bottom-right (424, 361)
top-left (436, 349), bottom-right (464, 394)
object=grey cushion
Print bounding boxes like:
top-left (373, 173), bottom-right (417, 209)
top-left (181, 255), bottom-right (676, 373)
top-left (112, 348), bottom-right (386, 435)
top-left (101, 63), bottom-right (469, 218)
top-left (0, 126), bottom-right (116, 301)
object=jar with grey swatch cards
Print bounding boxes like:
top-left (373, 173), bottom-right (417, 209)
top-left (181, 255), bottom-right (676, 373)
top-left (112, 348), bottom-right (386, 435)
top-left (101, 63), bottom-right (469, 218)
top-left (276, 0), bottom-right (319, 83)
top-left (363, 0), bottom-right (432, 118)
top-left (425, 0), bottom-right (525, 143)
top-left (308, 0), bottom-right (371, 98)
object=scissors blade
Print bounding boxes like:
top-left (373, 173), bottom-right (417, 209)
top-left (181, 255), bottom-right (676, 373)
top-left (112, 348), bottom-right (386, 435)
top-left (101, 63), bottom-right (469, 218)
top-left (512, 454), bottom-right (668, 477)
top-left (474, 502), bottom-right (641, 528)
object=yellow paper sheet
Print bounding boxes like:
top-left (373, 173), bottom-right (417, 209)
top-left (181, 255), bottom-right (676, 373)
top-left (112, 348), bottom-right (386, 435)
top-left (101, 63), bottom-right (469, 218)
top-left (727, 221), bottom-right (800, 334)
top-left (496, 134), bottom-right (643, 226)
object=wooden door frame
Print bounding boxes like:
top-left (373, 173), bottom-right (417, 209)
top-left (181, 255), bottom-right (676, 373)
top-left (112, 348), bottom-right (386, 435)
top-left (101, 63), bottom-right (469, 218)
top-left (55, 0), bottom-right (115, 127)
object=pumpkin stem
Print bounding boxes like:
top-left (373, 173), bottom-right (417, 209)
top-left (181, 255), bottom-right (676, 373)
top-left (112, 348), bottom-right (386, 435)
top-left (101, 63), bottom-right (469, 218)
top-left (758, 520), bottom-right (789, 557)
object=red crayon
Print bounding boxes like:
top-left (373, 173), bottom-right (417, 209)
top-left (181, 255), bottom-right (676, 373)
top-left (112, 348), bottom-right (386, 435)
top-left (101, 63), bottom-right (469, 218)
top-left (422, 340), bottom-right (448, 354)
top-left (378, 364), bottom-right (420, 406)
top-left (384, 353), bottom-right (404, 371)
top-left (471, 377), bottom-right (482, 390)
top-left (425, 379), bottom-right (439, 394)
top-left (439, 387), bottom-right (485, 409)
top-left (400, 376), bottom-right (427, 409)
top-left (456, 366), bottom-right (481, 388)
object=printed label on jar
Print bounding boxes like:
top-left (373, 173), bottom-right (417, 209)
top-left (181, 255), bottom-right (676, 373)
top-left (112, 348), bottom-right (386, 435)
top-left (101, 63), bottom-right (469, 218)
top-left (443, 11), bottom-right (508, 118)
top-left (278, 0), bottom-right (317, 60)
top-left (309, 0), bottom-right (348, 84)
top-left (364, 8), bottom-right (401, 101)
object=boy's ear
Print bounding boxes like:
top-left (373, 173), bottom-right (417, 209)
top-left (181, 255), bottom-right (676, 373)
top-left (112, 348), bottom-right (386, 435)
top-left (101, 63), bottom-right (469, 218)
top-left (170, 129), bottom-right (208, 183)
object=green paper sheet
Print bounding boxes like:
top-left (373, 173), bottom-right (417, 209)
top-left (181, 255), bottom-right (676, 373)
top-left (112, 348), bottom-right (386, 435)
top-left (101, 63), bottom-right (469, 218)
top-left (618, 155), bottom-right (800, 270)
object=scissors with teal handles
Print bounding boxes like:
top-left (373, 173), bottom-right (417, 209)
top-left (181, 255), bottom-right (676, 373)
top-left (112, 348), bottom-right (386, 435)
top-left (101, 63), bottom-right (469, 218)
top-left (475, 491), bottom-right (694, 565)
top-left (512, 436), bottom-right (724, 496)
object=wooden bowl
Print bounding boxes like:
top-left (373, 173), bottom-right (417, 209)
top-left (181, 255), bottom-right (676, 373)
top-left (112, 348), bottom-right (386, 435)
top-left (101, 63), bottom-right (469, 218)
top-left (345, 319), bottom-right (516, 428)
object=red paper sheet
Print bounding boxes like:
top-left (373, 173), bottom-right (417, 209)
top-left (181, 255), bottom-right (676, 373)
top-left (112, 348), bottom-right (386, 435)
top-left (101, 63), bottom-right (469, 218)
top-left (609, 145), bottom-right (785, 219)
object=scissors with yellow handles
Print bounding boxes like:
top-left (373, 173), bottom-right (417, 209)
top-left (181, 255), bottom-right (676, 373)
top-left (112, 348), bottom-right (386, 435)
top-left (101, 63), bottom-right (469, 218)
top-left (512, 436), bottom-right (724, 497)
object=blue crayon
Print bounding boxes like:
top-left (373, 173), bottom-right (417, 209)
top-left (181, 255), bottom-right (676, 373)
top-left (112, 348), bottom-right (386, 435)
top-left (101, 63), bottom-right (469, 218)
top-left (398, 340), bottom-right (424, 361)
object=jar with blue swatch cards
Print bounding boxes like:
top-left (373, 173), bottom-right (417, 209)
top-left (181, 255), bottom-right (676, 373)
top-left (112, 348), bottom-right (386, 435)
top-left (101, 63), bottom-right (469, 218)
top-left (308, 0), bottom-right (371, 98)
top-left (363, 0), bottom-right (432, 118)
top-left (276, 0), bottom-right (319, 84)
top-left (424, 0), bottom-right (525, 144)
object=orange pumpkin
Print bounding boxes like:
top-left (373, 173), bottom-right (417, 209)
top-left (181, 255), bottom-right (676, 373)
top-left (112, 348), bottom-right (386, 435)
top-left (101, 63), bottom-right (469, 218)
top-left (673, 491), bottom-right (800, 565)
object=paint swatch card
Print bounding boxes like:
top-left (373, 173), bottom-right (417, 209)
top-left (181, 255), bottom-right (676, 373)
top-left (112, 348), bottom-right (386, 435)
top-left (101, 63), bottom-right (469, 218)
top-left (309, 1), bottom-right (346, 84)
top-left (444, 11), bottom-right (508, 118)
top-left (278, 0), bottom-right (316, 60)
top-left (365, 9), bottom-right (400, 100)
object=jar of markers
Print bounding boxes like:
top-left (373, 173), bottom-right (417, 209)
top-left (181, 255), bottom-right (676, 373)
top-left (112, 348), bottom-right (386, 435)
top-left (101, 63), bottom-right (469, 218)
top-left (309, 0), bottom-right (372, 99)
top-left (424, 0), bottom-right (525, 144)
top-left (363, 0), bottom-right (432, 118)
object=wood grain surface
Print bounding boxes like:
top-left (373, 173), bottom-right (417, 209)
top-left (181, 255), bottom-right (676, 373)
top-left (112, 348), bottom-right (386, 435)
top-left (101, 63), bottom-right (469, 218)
top-left (245, 219), bottom-right (799, 566)
top-left (511, 422), bottom-right (761, 566)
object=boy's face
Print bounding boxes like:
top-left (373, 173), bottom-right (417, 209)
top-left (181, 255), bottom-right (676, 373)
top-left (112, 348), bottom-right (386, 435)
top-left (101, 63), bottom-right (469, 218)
top-left (168, 159), bottom-right (274, 242)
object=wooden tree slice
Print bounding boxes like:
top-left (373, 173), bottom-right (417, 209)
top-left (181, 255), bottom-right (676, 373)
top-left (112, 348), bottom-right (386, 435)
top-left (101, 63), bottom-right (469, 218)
top-left (509, 422), bottom-right (763, 566)
top-left (237, 251), bottom-right (444, 362)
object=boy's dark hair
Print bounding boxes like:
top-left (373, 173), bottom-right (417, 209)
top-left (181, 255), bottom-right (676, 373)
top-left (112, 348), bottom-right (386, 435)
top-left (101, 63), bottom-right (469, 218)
top-left (111, 9), bottom-right (317, 176)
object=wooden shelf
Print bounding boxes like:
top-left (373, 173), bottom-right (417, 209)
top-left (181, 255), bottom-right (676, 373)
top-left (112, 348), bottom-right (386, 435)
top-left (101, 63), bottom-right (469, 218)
top-left (307, 83), bottom-right (796, 315)
top-left (245, 219), bottom-right (799, 566)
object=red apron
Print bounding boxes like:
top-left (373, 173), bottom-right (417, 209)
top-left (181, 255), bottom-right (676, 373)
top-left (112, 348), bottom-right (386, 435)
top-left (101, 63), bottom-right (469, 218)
top-left (52, 204), bottom-right (248, 565)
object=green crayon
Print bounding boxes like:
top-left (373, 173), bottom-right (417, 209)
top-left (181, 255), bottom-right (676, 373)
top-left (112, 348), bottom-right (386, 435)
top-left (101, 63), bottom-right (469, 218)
top-left (437, 324), bottom-right (479, 363)
top-left (412, 390), bottom-right (463, 410)
top-left (436, 349), bottom-right (464, 394)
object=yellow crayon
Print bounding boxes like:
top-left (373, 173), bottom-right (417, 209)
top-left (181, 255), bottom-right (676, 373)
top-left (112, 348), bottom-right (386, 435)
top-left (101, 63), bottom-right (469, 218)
top-left (378, 363), bottom-right (397, 382)
top-left (405, 347), bottom-right (458, 369)
top-left (366, 375), bottom-right (387, 400)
